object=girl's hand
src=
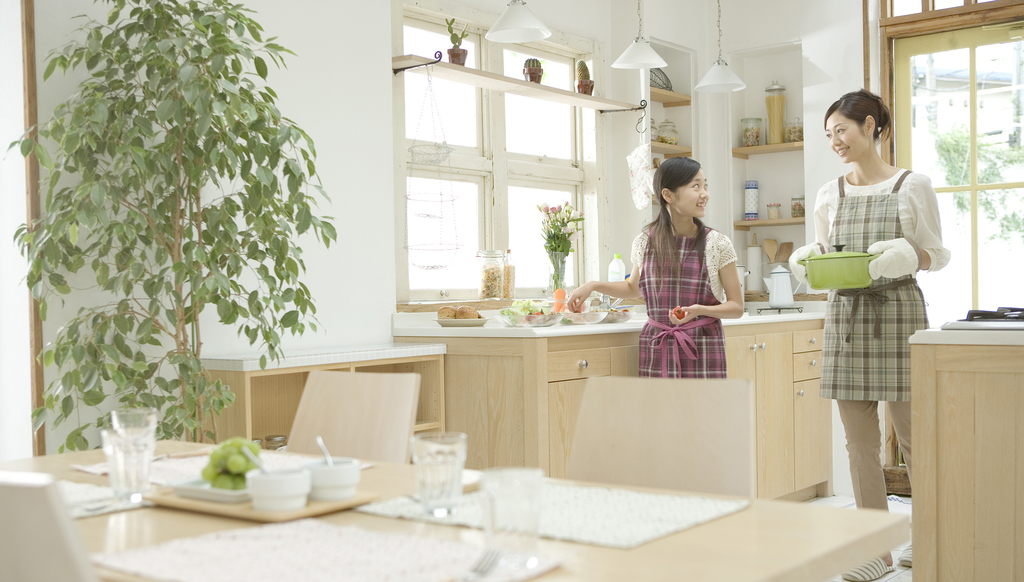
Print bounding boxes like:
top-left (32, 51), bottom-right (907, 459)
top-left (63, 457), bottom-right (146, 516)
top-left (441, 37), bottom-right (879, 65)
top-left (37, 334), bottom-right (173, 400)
top-left (566, 283), bottom-right (593, 313)
top-left (670, 305), bottom-right (701, 325)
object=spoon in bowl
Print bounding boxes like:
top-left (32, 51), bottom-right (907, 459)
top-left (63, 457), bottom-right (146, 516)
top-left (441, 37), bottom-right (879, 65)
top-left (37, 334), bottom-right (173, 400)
top-left (242, 445), bottom-right (270, 474)
top-left (316, 435), bottom-right (334, 467)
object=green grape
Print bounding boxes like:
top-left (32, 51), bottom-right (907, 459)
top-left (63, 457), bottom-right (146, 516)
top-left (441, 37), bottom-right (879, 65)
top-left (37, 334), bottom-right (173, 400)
top-left (212, 473), bottom-right (234, 490)
top-left (201, 463), bottom-right (218, 483)
top-left (226, 453), bottom-right (247, 475)
top-left (232, 474), bottom-right (247, 490)
top-left (210, 448), bottom-right (229, 469)
top-left (244, 441), bottom-right (261, 456)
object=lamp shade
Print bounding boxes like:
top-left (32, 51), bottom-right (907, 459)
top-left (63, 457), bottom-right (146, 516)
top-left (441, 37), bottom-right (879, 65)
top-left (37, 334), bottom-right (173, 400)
top-left (694, 62), bottom-right (746, 93)
top-left (485, 0), bottom-right (551, 43)
top-left (611, 38), bottom-right (668, 69)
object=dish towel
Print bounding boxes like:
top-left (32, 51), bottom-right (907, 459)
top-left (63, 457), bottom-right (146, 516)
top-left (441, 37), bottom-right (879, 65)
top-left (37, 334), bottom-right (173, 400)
top-left (358, 481), bottom-right (750, 549)
top-left (626, 138), bottom-right (656, 210)
top-left (57, 480), bottom-right (152, 519)
top-left (92, 519), bottom-right (562, 582)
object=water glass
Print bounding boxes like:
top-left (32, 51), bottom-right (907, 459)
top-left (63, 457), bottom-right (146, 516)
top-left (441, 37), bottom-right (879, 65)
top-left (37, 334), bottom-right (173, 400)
top-left (110, 407), bottom-right (158, 432)
top-left (410, 432), bottom-right (467, 518)
top-left (100, 427), bottom-right (156, 502)
top-left (481, 467), bottom-right (545, 571)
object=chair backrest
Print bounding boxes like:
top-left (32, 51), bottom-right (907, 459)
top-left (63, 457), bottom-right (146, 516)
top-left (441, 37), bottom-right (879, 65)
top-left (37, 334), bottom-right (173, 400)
top-left (287, 370), bottom-right (421, 463)
top-left (566, 376), bottom-right (756, 497)
top-left (0, 471), bottom-right (98, 582)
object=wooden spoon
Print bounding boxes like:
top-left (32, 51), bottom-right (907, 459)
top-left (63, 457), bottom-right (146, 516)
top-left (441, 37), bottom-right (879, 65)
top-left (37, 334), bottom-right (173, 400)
top-left (777, 242), bottom-right (794, 263)
top-left (764, 238), bottom-right (778, 263)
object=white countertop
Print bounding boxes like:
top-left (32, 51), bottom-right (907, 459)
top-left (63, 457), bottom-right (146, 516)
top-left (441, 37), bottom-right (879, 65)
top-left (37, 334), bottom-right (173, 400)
top-left (392, 304), bottom-right (825, 338)
top-left (201, 342), bottom-right (448, 372)
top-left (910, 328), bottom-right (1024, 346)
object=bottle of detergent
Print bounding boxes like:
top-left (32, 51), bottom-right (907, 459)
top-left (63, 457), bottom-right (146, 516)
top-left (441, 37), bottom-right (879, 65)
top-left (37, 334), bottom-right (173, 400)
top-left (608, 253), bottom-right (626, 282)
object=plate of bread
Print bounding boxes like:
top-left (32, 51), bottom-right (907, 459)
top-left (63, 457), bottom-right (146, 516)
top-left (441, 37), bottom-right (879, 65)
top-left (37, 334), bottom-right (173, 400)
top-left (436, 305), bottom-right (488, 327)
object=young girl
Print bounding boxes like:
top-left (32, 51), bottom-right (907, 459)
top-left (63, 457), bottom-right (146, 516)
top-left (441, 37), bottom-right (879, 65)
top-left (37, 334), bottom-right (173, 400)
top-left (567, 157), bottom-right (743, 377)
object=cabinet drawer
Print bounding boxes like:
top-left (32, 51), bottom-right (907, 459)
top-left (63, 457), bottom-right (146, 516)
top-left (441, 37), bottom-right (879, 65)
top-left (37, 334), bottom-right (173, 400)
top-left (793, 329), bottom-right (823, 354)
top-left (793, 351), bottom-right (822, 382)
top-left (548, 348), bottom-right (611, 382)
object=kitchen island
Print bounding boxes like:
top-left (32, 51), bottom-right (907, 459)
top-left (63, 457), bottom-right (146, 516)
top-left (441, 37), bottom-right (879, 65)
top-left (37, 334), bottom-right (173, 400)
top-left (394, 306), bottom-right (830, 499)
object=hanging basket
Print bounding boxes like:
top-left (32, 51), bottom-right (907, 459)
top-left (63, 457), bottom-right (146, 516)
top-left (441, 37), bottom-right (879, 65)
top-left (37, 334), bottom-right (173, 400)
top-left (650, 68), bottom-right (673, 92)
top-left (406, 190), bottom-right (457, 220)
top-left (407, 243), bottom-right (462, 271)
top-left (408, 142), bottom-right (454, 166)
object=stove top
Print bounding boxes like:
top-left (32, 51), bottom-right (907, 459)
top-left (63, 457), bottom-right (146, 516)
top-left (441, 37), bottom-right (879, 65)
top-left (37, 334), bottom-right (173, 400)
top-left (941, 307), bottom-right (1024, 330)
top-left (965, 307), bottom-right (1023, 321)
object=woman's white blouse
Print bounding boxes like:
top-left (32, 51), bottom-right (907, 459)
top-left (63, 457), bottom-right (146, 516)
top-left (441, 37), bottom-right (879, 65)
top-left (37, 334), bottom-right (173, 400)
top-left (813, 169), bottom-right (950, 270)
top-left (630, 230), bottom-right (738, 303)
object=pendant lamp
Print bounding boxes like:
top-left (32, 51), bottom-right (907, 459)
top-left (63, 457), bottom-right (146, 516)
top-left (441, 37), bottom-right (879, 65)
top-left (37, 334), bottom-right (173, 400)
top-left (694, 0), bottom-right (745, 93)
top-left (612, 0), bottom-right (667, 69)
top-left (485, 0), bottom-right (551, 44)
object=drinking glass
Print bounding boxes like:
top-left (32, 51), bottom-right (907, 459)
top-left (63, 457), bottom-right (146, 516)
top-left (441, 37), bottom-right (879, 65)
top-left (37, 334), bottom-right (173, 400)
top-left (481, 467), bottom-right (545, 571)
top-left (410, 432), bottom-right (467, 517)
top-left (100, 427), bottom-right (156, 502)
top-left (110, 407), bottom-right (158, 432)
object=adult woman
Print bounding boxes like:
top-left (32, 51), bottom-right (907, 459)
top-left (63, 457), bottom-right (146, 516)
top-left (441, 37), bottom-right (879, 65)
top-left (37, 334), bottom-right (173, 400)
top-left (789, 89), bottom-right (949, 581)
top-left (566, 157), bottom-right (743, 378)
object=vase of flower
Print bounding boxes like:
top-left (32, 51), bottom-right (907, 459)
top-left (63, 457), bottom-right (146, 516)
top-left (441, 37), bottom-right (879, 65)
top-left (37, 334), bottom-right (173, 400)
top-left (538, 202), bottom-right (583, 293)
top-left (548, 251), bottom-right (567, 294)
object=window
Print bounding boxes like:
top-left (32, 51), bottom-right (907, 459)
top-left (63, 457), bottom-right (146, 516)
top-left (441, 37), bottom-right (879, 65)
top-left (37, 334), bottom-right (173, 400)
top-left (396, 12), bottom-right (596, 301)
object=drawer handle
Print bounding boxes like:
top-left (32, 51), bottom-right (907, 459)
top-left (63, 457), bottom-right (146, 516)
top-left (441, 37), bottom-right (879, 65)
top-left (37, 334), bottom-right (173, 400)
top-left (759, 343), bottom-right (767, 351)
top-left (749, 344), bottom-right (758, 351)
top-left (810, 337), bottom-right (817, 345)
top-left (810, 360), bottom-right (817, 367)
top-left (578, 359), bottom-right (588, 369)
top-left (797, 390), bottom-right (805, 397)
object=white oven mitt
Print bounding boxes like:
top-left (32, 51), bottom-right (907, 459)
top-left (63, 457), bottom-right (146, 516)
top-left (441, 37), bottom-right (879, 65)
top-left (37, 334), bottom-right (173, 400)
top-left (866, 238), bottom-right (919, 279)
top-left (788, 243), bottom-right (821, 285)
top-left (626, 141), bottom-right (656, 210)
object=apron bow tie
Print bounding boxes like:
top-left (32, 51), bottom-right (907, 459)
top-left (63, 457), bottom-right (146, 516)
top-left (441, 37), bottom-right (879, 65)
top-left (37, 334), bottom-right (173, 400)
top-left (648, 318), bottom-right (716, 378)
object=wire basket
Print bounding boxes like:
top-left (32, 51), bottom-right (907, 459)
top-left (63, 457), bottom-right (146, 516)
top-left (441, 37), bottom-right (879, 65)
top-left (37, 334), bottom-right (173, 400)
top-left (650, 68), bottom-right (673, 92)
top-left (408, 142), bottom-right (454, 166)
top-left (407, 243), bottom-right (461, 271)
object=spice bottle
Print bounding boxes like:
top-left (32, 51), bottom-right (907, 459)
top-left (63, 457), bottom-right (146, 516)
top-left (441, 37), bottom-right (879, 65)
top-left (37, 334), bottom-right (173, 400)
top-left (502, 249), bottom-right (516, 299)
top-left (765, 81), bottom-right (786, 145)
top-left (477, 250), bottom-right (504, 299)
top-left (741, 118), bottom-right (762, 147)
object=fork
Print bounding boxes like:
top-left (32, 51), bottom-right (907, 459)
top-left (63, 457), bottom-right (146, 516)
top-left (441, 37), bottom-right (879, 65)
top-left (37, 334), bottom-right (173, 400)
top-left (459, 547), bottom-right (501, 581)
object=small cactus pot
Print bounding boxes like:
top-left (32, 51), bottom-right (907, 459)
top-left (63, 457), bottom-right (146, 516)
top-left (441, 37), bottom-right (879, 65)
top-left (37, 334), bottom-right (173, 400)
top-left (576, 80), bottom-right (594, 95)
top-left (523, 67), bottom-right (543, 83)
top-left (447, 47), bottom-right (467, 66)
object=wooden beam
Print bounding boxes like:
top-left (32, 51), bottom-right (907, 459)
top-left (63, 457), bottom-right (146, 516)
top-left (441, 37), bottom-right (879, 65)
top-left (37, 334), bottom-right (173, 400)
top-left (880, 0), bottom-right (1024, 36)
top-left (864, 0), bottom-right (872, 89)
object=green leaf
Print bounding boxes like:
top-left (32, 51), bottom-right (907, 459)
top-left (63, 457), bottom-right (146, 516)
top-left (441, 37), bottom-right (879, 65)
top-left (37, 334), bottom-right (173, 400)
top-left (83, 389), bottom-right (106, 406)
top-left (156, 99), bottom-right (175, 122)
top-left (180, 63), bottom-right (198, 83)
top-left (281, 310), bottom-right (299, 328)
top-left (20, 138), bottom-right (33, 157)
top-left (211, 53), bottom-right (225, 74)
top-left (254, 56), bottom-right (267, 79)
top-left (33, 143), bottom-right (53, 169)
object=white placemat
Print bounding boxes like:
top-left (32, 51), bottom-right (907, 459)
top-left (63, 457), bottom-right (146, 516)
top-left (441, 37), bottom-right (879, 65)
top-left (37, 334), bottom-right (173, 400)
top-left (57, 480), bottom-right (153, 519)
top-left (72, 451), bottom-right (314, 486)
top-left (358, 481), bottom-right (750, 549)
top-left (92, 519), bottom-right (562, 582)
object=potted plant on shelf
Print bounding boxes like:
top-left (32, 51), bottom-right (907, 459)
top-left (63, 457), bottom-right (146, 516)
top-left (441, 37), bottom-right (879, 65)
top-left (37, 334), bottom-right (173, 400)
top-left (446, 18), bottom-right (469, 66)
top-left (523, 58), bottom-right (543, 83)
top-left (576, 61), bottom-right (594, 95)
top-left (14, 0), bottom-right (336, 449)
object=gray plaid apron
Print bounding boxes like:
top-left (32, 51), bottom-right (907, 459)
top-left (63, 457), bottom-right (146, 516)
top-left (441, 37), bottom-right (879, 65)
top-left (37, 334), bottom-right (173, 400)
top-left (820, 171), bottom-right (929, 402)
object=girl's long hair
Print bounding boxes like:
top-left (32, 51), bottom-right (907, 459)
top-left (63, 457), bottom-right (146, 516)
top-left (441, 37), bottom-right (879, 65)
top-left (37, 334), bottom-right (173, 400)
top-left (642, 157), bottom-right (706, 285)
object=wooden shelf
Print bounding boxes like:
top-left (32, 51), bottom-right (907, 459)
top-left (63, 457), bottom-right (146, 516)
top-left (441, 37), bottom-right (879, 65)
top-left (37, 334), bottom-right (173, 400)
top-left (651, 142), bottom-right (692, 158)
top-left (393, 55), bottom-right (637, 111)
top-left (732, 141), bottom-right (804, 159)
top-left (733, 218), bottom-right (805, 231)
top-left (649, 87), bottom-right (691, 107)
top-left (414, 421), bottom-right (441, 432)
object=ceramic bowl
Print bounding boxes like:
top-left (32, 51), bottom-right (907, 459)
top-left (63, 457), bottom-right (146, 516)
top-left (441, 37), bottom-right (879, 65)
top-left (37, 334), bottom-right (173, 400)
top-left (306, 458), bottom-right (361, 501)
top-left (246, 468), bottom-right (311, 511)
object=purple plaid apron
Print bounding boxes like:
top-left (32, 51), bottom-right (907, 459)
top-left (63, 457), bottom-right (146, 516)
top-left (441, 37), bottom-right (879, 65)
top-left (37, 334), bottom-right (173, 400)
top-left (638, 229), bottom-right (727, 378)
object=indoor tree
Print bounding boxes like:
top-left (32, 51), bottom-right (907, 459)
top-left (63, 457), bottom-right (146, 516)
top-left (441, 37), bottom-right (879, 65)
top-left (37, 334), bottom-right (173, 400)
top-left (15, 0), bottom-right (336, 450)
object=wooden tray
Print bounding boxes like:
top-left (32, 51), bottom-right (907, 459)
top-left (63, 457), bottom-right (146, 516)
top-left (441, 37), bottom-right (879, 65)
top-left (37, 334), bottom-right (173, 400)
top-left (144, 486), bottom-right (380, 523)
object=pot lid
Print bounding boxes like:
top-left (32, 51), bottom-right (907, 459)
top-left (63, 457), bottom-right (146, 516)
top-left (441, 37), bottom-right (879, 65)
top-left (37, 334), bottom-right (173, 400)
top-left (805, 245), bottom-right (872, 261)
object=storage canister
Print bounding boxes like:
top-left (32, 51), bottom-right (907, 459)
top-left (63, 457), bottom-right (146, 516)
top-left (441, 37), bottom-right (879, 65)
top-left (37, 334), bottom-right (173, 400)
top-left (785, 117), bottom-right (803, 143)
top-left (791, 194), bottom-right (805, 218)
top-left (767, 202), bottom-right (782, 220)
top-left (477, 250), bottom-right (505, 299)
top-left (502, 249), bottom-right (516, 299)
top-left (657, 121), bottom-right (678, 145)
top-left (741, 118), bottom-right (762, 147)
top-left (264, 435), bottom-right (287, 450)
top-left (744, 181), bottom-right (759, 221)
top-left (765, 81), bottom-right (786, 145)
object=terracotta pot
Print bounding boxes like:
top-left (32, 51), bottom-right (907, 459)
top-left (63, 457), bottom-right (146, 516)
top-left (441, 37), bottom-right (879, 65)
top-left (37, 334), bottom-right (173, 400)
top-left (447, 47), bottom-right (467, 66)
top-left (523, 67), bottom-right (543, 83)
top-left (576, 80), bottom-right (594, 95)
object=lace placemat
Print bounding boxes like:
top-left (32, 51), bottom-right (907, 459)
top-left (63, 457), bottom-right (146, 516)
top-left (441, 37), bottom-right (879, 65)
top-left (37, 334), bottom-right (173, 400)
top-left (358, 481), bottom-right (750, 549)
top-left (72, 451), bottom-right (314, 486)
top-left (92, 519), bottom-right (562, 582)
top-left (57, 480), bottom-right (152, 519)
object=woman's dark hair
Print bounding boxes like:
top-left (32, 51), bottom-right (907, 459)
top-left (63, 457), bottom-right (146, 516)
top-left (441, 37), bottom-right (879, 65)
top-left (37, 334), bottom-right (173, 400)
top-left (824, 89), bottom-right (892, 142)
top-left (642, 157), bottom-right (707, 283)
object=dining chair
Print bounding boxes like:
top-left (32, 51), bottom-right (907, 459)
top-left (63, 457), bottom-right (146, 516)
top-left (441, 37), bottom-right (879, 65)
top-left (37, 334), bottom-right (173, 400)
top-left (0, 470), bottom-right (99, 582)
top-left (287, 370), bottom-right (421, 463)
top-left (565, 376), bottom-right (757, 497)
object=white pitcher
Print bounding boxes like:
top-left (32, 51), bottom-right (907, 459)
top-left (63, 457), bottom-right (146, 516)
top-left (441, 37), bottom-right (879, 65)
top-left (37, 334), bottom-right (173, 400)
top-left (761, 265), bottom-right (804, 308)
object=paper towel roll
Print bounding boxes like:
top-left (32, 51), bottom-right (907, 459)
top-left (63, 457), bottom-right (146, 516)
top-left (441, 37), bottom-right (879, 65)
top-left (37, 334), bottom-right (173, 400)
top-left (746, 246), bottom-right (763, 292)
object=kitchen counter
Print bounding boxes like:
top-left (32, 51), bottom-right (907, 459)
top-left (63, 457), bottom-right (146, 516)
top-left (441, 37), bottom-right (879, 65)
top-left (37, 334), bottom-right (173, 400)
top-left (909, 328), bottom-right (1024, 346)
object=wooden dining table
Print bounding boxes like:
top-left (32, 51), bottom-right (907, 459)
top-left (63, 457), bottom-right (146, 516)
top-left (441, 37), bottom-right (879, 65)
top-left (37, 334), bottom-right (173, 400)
top-left (0, 441), bottom-right (908, 582)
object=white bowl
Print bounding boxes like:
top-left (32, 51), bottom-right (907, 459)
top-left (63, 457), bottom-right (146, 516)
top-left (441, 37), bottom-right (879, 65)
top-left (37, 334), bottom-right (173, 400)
top-left (246, 468), bottom-right (311, 512)
top-left (306, 458), bottom-right (361, 501)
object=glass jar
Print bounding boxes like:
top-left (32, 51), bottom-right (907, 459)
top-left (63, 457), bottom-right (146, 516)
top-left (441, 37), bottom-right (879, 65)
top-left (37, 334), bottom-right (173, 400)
top-left (650, 118), bottom-right (659, 142)
top-left (767, 202), bottom-right (782, 220)
top-left (791, 194), bottom-right (806, 218)
top-left (502, 249), bottom-right (516, 299)
top-left (657, 121), bottom-right (678, 145)
top-left (785, 117), bottom-right (803, 143)
top-left (477, 250), bottom-right (504, 299)
top-left (264, 435), bottom-right (287, 450)
top-left (741, 118), bottom-right (762, 147)
top-left (765, 81), bottom-right (786, 145)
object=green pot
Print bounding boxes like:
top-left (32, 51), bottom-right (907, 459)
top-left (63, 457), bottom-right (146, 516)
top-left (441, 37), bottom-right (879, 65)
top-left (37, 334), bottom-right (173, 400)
top-left (798, 246), bottom-right (881, 289)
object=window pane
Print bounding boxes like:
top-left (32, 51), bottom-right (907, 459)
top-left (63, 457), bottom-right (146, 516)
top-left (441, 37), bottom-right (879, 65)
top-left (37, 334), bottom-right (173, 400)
top-left (508, 186), bottom-right (575, 290)
top-left (407, 177), bottom-right (479, 290)
top-left (978, 189), bottom-right (1024, 309)
top-left (503, 49), bottom-right (572, 159)
top-left (934, 0), bottom-right (963, 9)
top-left (911, 49), bottom-right (971, 188)
top-left (975, 40), bottom-right (1024, 185)
top-left (404, 26), bottom-right (478, 148)
top-left (892, 0), bottom-right (921, 17)
top-left (916, 192), bottom-right (971, 326)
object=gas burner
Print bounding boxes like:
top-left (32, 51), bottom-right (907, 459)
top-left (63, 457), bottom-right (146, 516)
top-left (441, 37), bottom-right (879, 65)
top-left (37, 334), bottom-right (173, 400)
top-left (756, 306), bottom-right (804, 316)
top-left (965, 307), bottom-right (1024, 321)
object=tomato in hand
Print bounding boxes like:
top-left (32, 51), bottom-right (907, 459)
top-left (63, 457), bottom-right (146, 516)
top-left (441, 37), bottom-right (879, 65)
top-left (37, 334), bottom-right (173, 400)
top-left (671, 306), bottom-right (688, 320)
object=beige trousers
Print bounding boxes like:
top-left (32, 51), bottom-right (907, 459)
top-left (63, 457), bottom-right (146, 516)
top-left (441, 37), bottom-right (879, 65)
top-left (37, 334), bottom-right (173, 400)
top-left (836, 400), bottom-right (912, 511)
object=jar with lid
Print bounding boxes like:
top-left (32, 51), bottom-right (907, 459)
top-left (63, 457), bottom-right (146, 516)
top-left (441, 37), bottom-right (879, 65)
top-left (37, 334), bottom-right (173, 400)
top-left (650, 118), bottom-right (659, 142)
top-left (765, 81), bottom-right (786, 145)
top-left (657, 121), bottom-right (678, 145)
top-left (264, 435), bottom-right (287, 450)
top-left (741, 118), bottom-right (762, 147)
top-left (501, 249), bottom-right (516, 299)
top-left (785, 117), bottom-right (803, 143)
top-left (477, 250), bottom-right (504, 299)
top-left (791, 194), bottom-right (805, 218)
top-left (767, 203), bottom-right (782, 220)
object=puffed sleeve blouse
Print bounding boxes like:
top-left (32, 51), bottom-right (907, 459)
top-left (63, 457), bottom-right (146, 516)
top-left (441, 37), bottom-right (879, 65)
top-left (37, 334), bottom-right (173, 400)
top-left (630, 229), bottom-right (738, 303)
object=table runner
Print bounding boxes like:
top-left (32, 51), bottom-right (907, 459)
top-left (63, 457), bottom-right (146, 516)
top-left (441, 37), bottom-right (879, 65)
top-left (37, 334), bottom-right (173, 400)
top-left (357, 481), bottom-right (750, 549)
top-left (92, 519), bottom-right (562, 582)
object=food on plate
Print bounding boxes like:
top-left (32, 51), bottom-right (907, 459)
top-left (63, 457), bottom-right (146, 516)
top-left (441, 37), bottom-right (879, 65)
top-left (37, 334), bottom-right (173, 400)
top-left (671, 306), bottom-right (688, 320)
top-left (456, 306), bottom-right (482, 319)
top-left (499, 299), bottom-right (549, 316)
top-left (437, 306), bottom-right (457, 319)
top-left (202, 437), bottom-right (261, 490)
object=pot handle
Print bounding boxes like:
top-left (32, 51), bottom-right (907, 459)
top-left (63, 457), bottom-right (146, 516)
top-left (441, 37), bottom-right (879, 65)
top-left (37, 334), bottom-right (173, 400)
top-left (867, 254), bottom-right (883, 261)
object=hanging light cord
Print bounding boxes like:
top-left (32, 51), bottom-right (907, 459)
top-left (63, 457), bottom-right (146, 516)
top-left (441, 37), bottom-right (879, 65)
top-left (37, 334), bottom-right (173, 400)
top-left (635, 0), bottom-right (644, 41)
top-left (714, 0), bottom-right (728, 65)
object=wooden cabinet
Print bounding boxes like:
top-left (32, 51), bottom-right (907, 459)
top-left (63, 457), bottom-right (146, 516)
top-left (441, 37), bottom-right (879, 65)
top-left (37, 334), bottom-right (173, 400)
top-left (724, 319), bottom-right (830, 500)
